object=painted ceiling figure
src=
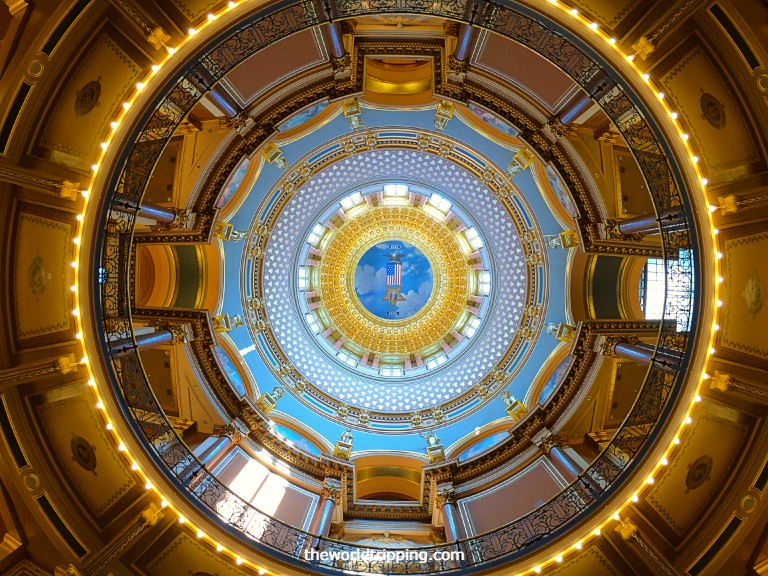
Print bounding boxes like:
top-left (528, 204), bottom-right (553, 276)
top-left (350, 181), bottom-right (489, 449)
top-left (383, 252), bottom-right (406, 308)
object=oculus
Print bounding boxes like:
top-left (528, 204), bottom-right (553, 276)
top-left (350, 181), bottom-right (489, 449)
top-left (354, 240), bottom-right (434, 321)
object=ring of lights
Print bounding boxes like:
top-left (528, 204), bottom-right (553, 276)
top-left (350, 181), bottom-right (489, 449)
top-left (80, 0), bottom-right (714, 573)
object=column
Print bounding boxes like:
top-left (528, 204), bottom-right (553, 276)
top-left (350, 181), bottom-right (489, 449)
top-left (310, 479), bottom-right (341, 539)
top-left (557, 90), bottom-right (593, 126)
top-left (197, 435), bottom-right (234, 468)
top-left (537, 434), bottom-right (582, 482)
top-left (550, 70), bottom-right (610, 131)
top-left (436, 487), bottom-right (465, 542)
top-left (616, 209), bottom-right (685, 236)
top-left (326, 21), bottom-right (346, 59)
top-left (613, 341), bottom-right (682, 371)
top-left (192, 63), bottom-right (240, 119)
top-left (137, 202), bottom-right (177, 223)
top-left (180, 435), bottom-right (234, 484)
top-left (113, 197), bottom-right (184, 225)
top-left (110, 324), bottom-right (189, 355)
top-left (536, 432), bottom-right (603, 498)
top-left (453, 24), bottom-right (475, 61)
top-left (208, 86), bottom-right (238, 118)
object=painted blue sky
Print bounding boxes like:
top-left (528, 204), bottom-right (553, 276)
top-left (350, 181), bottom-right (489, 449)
top-left (354, 241), bottom-right (433, 320)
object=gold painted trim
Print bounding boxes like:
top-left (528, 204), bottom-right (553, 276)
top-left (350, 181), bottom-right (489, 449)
top-left (0, 395), bottom-right (29, 464)
top-left (585, 254), bottom-right (598, 319)
top-left (215, 240), bottom-right (226, 314)
top-left (161, 245), bottom-right (177, 308)
top-left (686, 513), bottom-right (741, 574)
top-left (364, 76), bottom-right (433, 95)
top-left (564, 246), bottom-right (576, 325)
top-left (356, 466), bottom-right (422, 484)
top-left (524, 341), bottom-right (571, 407)
top-left (194, 244), bottom-right (207, 310)
top-left (617, 257), bottom-right (632, 321)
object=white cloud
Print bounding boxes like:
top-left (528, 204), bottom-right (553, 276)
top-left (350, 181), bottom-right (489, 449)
top-left (396, 280), bottom-right (433, 316)
top-left (355, 264), bottom-right (385, 295)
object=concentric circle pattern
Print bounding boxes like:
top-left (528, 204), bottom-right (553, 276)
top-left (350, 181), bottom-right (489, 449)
top-left (320, 205), bottom-right (469, 354)
top-left (247, 132), bottom-right (545, 428)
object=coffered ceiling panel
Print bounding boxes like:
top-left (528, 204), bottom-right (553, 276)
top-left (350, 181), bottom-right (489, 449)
top-left (474, 32), bottom-right (575, 111)
top-left (35, 387), bottom-right (136, 520)
top-left (38, 31), bottom-right (142, 171)
top-left (645, 399), bottom-right (752, 539)
top-left (226, 29), bottom-right (324, 105)
top-left (660, 44), bottom-right (760, 180)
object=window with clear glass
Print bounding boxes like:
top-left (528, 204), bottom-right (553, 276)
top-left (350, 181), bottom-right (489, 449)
top-left (465, 227), bottom-right (483, 250)
top-left (425, 353), bottom-right (448, 370)
top-left (427, 192), bottom-right (452, 213)
top-left (380, 365), bottom-right (403, 377)
top-left (464, 316), bottom-right (481, 338)
top-left (305, 313), bottom-right (321, 333)
top-left (337, 350), bottom-right (358, 367)
top-left (383, 183), bottom-right (408, 197)
top-left (479, 271), bottom-right (491, 295)
top-left (641, 258), bottom-right (665, 319)
top-left (308, 223), bottom-right (325, 245)
top-left (297, 267), bottom-right (309, 290)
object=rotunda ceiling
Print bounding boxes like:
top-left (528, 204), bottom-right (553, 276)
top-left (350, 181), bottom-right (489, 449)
top-left (231, 116), bottom-right (566, 436)
top-left (81, 0), bottom-right (710, 571)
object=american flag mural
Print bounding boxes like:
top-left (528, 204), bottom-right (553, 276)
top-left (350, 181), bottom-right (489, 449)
top-left (386, 261), bottom-right (402, 287)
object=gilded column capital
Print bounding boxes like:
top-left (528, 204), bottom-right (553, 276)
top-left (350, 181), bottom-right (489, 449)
top-left (166, 322), bottom-right (192, 344)
top-left (598, 219), bottom-right (642, 242)
top-left (593, 334), bottom-right (637, 357)
top-left (534, 432), bottom-right (564, 455)
top-left (322, 478), bottom-right (343, 504)
top-left (332, 53), bottom-right (352, 82)
top-left (545, 117), bottom-right (571, 138)
top-left (435, 487), bottom-right (457, 507)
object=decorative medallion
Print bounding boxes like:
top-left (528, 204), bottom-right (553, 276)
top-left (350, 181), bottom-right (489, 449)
top-left (700, 90), bottom-right (726, 129)
top-left (685, 454), bottom-right (713, 493)
top-left (27, 255), bottom-right (48, 297)
top-left (70, 435), bottom-right (97, 474)
top-left (743, 269), bottom-right (764, 318)
top-left (23, 473), bottom-right (40, 491)
top-left (74, 78), bottom-right (101, 116)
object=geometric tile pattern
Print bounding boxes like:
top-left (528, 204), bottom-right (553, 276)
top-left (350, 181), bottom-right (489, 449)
top-left (255, 140), bottom-right (544, 419)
